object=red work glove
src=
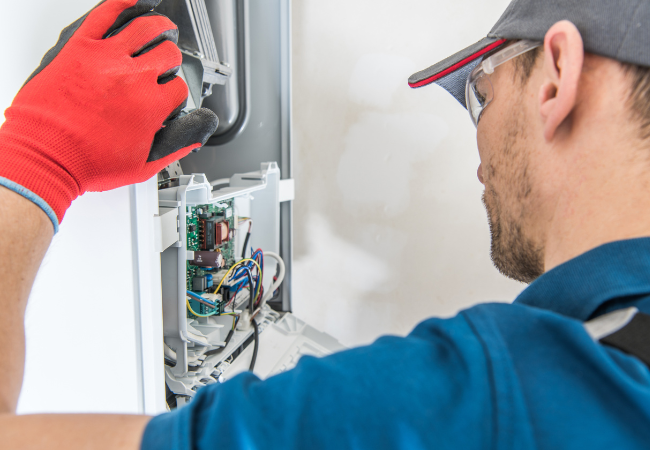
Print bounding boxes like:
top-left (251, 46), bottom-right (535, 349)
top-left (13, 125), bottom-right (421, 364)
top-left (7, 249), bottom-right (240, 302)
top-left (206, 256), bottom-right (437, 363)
top-left (0, 0), bottom-right (218, 231)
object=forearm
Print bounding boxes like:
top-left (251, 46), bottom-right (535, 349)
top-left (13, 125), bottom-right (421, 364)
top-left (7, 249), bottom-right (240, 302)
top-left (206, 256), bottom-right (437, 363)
top-left (0, 186), bottom-right (151, 447)
top-left (0, 414), bottom-right (150, 449)
top-left (0, 0), bottom-right (218, 445)
top-left (0, 186), bottom-right (53, 412)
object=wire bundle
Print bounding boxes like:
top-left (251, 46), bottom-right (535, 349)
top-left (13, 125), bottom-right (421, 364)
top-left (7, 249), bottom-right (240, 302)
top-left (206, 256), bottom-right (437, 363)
top-left (181, 215), bottom-right (285, 377)
top-left (228, 248), bottom-right (264, 311)
top-left (186, 257), bottom-right (262, 318)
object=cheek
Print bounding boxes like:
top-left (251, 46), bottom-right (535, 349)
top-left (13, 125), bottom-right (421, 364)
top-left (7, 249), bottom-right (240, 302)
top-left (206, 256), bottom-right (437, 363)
top-left (475, 107), bottom-right (504, 184)
top-left (476, 128), bottom-right (496, 183)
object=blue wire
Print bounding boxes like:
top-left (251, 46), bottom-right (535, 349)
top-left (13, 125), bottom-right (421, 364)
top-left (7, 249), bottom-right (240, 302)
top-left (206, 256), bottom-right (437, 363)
top-left (233, 261), bottom-right (259, 280)
top-left (241, 251), bottom-right (263, 279)
top-left (232, 266), bottom-right (249, 279)
top-left (186, 290), bottom-right (217, 307)
top-left (230, 268), bottom-right (251, 289)
top-left (229, 259), bottom-right (262, 301)
top-left (238, 266), bottom-right (258, 302)
top-left (250, 250), bottom-right (264, 300)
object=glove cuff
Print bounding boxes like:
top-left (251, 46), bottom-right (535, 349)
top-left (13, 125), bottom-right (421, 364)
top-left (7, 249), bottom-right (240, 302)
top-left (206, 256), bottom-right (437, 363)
top-left (0, 177), bottom-right (60, 233)
top-left (0, 119), bottom-right (80, 230)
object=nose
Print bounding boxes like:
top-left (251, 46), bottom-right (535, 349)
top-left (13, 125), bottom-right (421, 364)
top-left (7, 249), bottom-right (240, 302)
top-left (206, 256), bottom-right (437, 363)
top-left (477, 164), bottom-right (484, 184)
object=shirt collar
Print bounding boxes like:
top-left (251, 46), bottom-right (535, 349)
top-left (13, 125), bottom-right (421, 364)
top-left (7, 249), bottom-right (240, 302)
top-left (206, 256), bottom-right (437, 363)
top-left (514, 237), bottom-right (650, 321)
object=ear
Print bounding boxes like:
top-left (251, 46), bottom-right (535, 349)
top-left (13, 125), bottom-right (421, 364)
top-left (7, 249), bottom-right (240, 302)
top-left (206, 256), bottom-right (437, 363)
top-left (539, 20), bottom-right (584, 142)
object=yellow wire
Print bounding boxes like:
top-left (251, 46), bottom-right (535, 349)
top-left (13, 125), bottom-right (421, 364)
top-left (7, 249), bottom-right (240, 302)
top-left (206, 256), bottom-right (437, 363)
top-left (186, 258), bottom-right (262, 317)
top-left (186, 298), bottom-right (219, 317)
top-left (185, 301), bottom-right (241, 318)
top-left (213, 258), bottom-right (262, 303)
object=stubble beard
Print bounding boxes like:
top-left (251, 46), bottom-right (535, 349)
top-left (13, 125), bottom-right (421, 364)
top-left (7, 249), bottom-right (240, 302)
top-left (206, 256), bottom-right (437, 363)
top-left (481, 111), bottom-right (544, 284)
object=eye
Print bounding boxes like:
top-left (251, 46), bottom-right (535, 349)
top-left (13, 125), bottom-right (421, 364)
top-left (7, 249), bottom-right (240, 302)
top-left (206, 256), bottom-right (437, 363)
top-left (473, 76), bottom-right (492, 106)
top-left (472, 84), bottom-right (486, 105)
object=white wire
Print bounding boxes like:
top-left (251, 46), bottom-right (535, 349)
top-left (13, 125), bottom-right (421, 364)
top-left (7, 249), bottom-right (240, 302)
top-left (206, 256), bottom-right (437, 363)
top-left (164, 343), bottom-right (202, 363)
top-left (164, 343), bottom-right (177, 361)
top-left (210, 178), bottom-right (230, 187)
top-left (262, 251), bottom-right (285, 304)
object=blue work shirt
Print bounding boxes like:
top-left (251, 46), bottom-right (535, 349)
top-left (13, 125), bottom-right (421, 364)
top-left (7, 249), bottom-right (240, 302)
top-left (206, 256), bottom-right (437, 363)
top-left (142, 238), bottom-right (650, 449)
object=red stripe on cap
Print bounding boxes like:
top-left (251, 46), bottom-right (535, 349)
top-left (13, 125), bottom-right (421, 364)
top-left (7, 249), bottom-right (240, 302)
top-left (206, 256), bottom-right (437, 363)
top-left (409, 38), bottom-right (507, 88)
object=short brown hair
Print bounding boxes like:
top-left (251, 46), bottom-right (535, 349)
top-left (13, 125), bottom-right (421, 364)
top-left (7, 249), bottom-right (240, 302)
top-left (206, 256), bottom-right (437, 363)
top-left (622, 64), bottom-right (650, 140)
top-left (513, 44), bottom-right (650, 141)
top-left (513, 46), bottom-right (541, 82)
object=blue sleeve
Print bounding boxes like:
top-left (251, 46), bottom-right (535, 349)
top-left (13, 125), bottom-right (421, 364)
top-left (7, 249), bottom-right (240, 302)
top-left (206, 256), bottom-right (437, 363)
top-left (141, 313), bottom-right (494, 450)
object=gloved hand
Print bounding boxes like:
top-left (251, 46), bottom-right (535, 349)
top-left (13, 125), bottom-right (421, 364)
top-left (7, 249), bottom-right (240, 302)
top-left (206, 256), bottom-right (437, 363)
top-left (0, 0), bottom-right (218, 231)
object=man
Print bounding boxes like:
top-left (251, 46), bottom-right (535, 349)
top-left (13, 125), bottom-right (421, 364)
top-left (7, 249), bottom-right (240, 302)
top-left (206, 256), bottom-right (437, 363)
top-left (1, 0), bottom-right (650, 447)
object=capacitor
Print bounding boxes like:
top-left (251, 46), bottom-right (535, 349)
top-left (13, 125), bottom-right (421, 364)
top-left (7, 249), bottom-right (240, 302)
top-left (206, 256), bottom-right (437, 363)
top-left (191, 251), bottom-right (225, 268)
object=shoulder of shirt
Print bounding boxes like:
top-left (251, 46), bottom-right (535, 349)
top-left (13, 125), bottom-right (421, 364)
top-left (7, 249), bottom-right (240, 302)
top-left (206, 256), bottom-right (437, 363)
top-left (408, 301), bottom-right (577, 343)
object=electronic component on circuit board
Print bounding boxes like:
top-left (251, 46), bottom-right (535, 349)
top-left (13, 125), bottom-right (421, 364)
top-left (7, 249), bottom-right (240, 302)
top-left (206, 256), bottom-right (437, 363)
top-left (199, 218), bottom-right (217, 249)
top-left (192, 275), bottom-right (214, 292)
top-left (216, 221), bottom-right (229, 245)
top-left (191, 251), bottom-right (225, 268)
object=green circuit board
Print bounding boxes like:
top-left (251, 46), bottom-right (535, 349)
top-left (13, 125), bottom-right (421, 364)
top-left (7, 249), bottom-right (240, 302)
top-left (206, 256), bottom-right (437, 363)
top-left (186, 200), bottom-right (237, 318)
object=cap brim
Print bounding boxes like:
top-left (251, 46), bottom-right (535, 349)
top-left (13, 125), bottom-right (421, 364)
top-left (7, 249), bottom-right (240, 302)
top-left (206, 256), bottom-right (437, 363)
top-left (408, 37), bottom-right (507, 107)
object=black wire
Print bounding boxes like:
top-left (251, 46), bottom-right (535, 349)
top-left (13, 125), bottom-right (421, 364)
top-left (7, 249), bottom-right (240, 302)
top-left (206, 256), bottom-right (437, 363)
top-left (223, 329), bottom-right (235, 347)
top-left (241, 231), bottom-right (251, 259)
top-left (249, 319), bottom-right (259, 372)
top-left (204, 329), bottom-right (235, 357)
top-left (228, 262), bottom-right (256, 312)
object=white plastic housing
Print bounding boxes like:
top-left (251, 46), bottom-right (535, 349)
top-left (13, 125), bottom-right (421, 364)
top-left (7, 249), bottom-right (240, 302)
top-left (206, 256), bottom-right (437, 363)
top-left (159, 163), bottom-right (281, 382)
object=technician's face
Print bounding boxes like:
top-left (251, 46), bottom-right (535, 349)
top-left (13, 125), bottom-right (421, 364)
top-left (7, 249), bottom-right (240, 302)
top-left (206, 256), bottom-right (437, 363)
top-left (475, 60), bottom-right (545, 283)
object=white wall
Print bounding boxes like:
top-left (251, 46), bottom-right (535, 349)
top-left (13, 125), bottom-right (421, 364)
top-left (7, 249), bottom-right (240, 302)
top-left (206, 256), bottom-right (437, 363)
top-left (1, 0), bottom-right (143, 414)
top-left (291, 0), bottom-right (525, 347)
top-left (19, 190), bottom-right (142, 414)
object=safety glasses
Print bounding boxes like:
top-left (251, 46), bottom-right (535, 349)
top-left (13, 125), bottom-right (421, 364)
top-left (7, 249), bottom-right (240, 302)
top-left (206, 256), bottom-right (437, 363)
top-left (465, 40), bottom-right (542, 127)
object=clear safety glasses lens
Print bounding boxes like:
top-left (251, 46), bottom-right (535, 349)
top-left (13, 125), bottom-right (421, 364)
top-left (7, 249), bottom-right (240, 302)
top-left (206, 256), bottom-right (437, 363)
top-left (465, 40), bottom-right (542, 127)
top-left (466, 66), bottom-right (493, 128)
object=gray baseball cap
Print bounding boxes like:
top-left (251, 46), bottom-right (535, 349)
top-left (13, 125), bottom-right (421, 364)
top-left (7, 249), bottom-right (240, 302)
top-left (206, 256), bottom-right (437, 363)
top-left (409, 0), bottom-right (650, 107)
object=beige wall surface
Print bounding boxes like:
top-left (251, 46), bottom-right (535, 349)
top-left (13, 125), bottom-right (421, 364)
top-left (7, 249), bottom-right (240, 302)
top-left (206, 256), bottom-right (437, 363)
top-left (291, 0), bottom-right (525, 347)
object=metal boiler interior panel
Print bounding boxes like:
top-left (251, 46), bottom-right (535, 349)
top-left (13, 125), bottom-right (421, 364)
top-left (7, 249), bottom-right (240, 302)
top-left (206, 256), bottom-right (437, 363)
top-left (180, 0), bottom-right (287, 182)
